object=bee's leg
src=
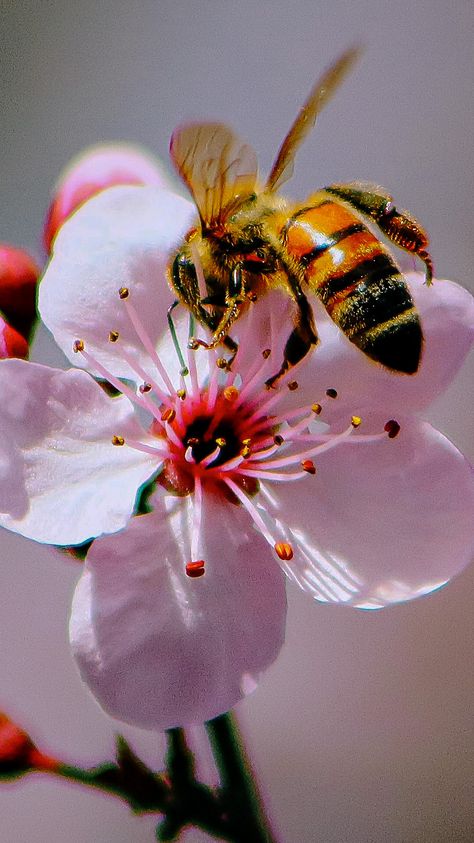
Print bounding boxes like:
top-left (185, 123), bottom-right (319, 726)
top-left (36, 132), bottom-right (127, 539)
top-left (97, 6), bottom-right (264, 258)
top-left (265, 283), bottom-right (319, 389)
top-left (189, 267), bottom-right (244, 366)
top-left (325, 183), bottom-right (434, 285)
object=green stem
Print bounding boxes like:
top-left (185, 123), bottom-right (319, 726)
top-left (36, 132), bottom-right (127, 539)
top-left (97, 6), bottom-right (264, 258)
top-left (206, 713), bottom-right (279, 843)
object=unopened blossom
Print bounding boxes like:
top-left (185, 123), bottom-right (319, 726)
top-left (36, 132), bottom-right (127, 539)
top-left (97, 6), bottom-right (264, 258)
top-left (43, 143), bottom-right (169, 253)
top-left (0, 182), bottom-right (472, 730)
top-left (0, 244), bottom-right (39, 341)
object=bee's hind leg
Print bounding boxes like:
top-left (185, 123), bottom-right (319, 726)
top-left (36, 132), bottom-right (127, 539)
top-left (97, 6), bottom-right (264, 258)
top-left (325, 183), bottom-right (434, 286)
top-left (265, 292), bottom-right (318, 389)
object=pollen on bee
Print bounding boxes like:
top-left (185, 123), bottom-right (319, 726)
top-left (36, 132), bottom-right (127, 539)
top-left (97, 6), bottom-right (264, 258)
top-left (223, 385), bottom-right (239, 402)
top-left (301, 459), bottom-right (316, 474)
top-left (118, 287), bottom-right (129, 300)
top-left (311, 403), bottom-right (322, 415)
top-left (288, 380), bottom-right (299, 391)
top-left (73, 339), bottom-right (85, 353)
top-left (384, 419), bottom-right (401, 439)
top-left (161, 407), bottom-right (176, 423)
top-left (326, 388), bottom-right (338, 399)
top-left (139, 382), bottom-right (152, 393)
top-left (186, 560), bottom-right (206, 578)
top-left (112, 435), bottom-right (125, 446)
top-left (275, 542), bottom-right (294, 561)
top-left (351, 415), bottom-right (362, 428)
top-left (108, 330), bottom-right (119, 343)
top-left (262, 348), bottom-right (271, 359)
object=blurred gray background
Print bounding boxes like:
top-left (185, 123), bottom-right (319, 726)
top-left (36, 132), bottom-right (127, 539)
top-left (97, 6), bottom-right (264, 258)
top-left (1, 1), bottom-right (473, 841)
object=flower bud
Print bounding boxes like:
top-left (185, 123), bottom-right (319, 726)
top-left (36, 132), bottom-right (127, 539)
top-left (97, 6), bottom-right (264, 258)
top-left (0, 712), bottom-right (59, 777)
top-left (0, 315), bottom-right (29, 359)
top-left (0, 244), bottom-right (39, 340)
top-left (44, 144), bottom-right (169, 252)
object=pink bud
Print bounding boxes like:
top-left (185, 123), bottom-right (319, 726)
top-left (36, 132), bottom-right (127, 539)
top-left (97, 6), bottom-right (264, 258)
top-left (0, 315), bottom-right (29, 359)
top-left (0, 245), bottom-right (39, 340)
top-left (44, 144), bottom-right (168, 252)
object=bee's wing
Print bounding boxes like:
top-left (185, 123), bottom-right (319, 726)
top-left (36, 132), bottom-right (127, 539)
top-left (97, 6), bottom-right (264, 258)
top-left (170, 122), bottom-right (258, 228)
top-left (266, 47), bottom-right (361, 193)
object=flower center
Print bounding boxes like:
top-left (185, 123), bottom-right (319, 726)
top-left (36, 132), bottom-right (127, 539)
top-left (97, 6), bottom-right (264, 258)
top-left (73, 287), bottom-right (400, 577)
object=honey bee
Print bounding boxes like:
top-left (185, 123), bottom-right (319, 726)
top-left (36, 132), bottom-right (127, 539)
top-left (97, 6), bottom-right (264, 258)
top-left (168, 48), bottom-right (433, 387)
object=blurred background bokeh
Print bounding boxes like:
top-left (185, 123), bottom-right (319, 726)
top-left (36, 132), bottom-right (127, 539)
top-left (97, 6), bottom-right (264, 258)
top-left (1, 1), bottom-right (473, 841)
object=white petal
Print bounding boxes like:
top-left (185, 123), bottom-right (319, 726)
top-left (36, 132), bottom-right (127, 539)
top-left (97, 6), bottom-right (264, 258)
top-left (293, 274), bottom-right (474, 417)
top-left (39, 185), bottom-right (196, 382)
top-left (70, 493), bottom-right (287, 730)
top-left (0, 359), bottom-right (156, 545)
top-left (267, 418), bottom-right (474, 608)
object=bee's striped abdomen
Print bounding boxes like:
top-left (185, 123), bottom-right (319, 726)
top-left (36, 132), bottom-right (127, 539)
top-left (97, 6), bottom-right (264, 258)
top-left (282, 197), bottom-right (423, 373)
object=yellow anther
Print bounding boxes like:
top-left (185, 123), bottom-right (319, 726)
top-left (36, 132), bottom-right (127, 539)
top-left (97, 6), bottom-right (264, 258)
top-left (216, 357), bottom-right (229, 370)
top-left (311, 403), bottom-right (322, 415)
top-left (288, 380), bottom-right (299, 391)
top-left (139, 382), bottom-right (152, 393)
top-left (118, 287), bottom-right (129, 300)
top-left (215, 437), bottom-right (226, 448)
top-left (161, 407), bottom-right (176, 423)
top-left (73, 339), bottom-right (85, 353)
top-left (240, 445), bottom-right (252, 459)
top-left (242, 437), bottom-right (252, 446)
top-left (274, 542), bottom-right (294, 561)
top-left (112, 435), bottom-right (125, 446)
top-left (351, 415), bottom-right (362, 428)
top-left (108, 330), bottom-right (119, 343)
top-left (223, 385), bottom-right (239, 402)
top-left (176, 388), bottom-right (186, 400)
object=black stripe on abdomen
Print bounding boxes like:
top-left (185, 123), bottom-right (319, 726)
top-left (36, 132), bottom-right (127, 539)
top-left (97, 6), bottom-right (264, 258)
top-left (300, 223), bottom-right (366, 267)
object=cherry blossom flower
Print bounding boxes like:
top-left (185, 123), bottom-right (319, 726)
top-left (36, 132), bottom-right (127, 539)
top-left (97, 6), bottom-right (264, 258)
top-left (0, 182), bottom-right (472, 730)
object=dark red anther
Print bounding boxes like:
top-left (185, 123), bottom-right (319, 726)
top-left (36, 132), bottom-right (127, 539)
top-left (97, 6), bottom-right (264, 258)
top-left (186, 560), bottom-right (206, 578)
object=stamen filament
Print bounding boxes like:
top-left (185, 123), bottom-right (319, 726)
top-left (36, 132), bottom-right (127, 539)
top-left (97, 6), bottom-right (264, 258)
top-left (191, 475), bottom-right (203, 563)
top-left (224, 477), bottom-right (277, 548)
top-left (122, 297), bottom-right (175, 394)
top-left (236, 468), bottom-right (308, 481)
top-left (78, 347), bottom-right (163, 423)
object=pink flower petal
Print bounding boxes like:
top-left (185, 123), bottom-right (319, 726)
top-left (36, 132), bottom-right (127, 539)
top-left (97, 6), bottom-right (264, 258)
top-left (270, 418), bottom-right (474, 608)
top-left (0, 359), bottom-right (156, 545)
top-left (44, 144), bottom-right (169, 253)
top-left (70, 494), bottom-right (287, 730)
top-left (39, 185), bottom-right (196, 382)
top-left (293, 274), bottom-right (474, 417)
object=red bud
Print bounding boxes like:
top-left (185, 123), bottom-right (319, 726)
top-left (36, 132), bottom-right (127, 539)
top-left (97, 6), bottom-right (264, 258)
top-left (0, 315), bottom-right (29, 359)
top-left (0, 712), bottom-right (59, 775)
top-left (0, 245), bottom-right (39, 339)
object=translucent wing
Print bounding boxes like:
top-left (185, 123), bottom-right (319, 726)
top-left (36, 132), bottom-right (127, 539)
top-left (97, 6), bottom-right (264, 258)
top-left (266, 46), bottom-right (361, 193)
top-left (170, 122), bottom-right (258, 228)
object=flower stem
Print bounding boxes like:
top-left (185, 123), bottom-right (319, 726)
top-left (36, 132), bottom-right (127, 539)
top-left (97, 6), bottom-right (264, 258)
top-left (206, 713), bottom-right (279, 843)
